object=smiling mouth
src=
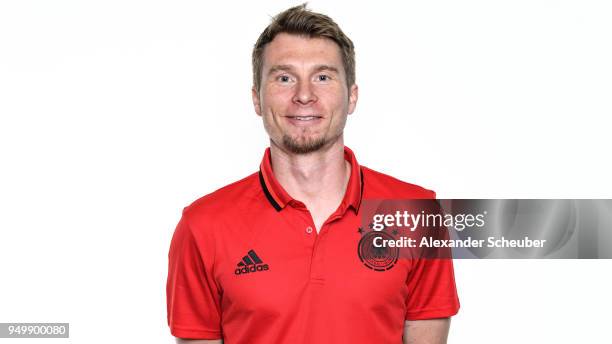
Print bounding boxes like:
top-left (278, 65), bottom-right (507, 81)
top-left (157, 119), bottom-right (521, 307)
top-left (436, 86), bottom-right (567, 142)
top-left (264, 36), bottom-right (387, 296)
top-left (286, 115), bottom-right (322, 121)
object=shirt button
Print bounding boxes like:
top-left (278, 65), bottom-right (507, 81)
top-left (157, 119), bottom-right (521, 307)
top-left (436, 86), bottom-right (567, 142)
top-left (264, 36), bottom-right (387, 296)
top-left (306, 226), bottom-right (313, 234)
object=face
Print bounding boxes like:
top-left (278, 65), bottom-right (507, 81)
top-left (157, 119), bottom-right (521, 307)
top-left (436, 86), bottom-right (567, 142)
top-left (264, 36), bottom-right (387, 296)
top-left (252, 33), bottom-right (358, 154)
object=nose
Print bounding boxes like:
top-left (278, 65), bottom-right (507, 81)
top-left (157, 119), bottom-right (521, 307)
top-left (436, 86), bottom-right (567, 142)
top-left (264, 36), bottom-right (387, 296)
top-left (292, 79), bottom-right (317, 105)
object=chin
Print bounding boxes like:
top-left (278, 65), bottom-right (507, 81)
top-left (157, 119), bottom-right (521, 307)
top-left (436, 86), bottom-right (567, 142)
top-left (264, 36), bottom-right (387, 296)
top-left (281, 134), bottom-right (327, 154)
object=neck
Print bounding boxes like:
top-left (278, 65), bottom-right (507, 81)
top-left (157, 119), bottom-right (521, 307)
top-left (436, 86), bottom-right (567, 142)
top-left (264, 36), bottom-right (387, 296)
top-left (269, 138), bottom-right (350, 207)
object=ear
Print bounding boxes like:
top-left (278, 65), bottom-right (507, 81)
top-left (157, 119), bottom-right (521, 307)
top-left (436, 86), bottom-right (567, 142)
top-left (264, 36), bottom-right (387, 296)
top-left (252, 86), bottom-right (262, 116)
top-left (347, 83), bottom-right (358, 115)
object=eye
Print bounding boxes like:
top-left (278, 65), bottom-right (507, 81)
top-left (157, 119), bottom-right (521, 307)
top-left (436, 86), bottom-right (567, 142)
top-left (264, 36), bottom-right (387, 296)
top-left (317, 74), bottom-right (330, 81)
top-left (278, 75), bottom-right (291, 83)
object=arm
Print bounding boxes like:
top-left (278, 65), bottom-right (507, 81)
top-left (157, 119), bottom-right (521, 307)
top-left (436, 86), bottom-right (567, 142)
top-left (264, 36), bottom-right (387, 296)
top-left (176, 339), bottom-right (222, 344)
top-left (402, 318), bottom-right (451, 344)
top-left (167, 214), bottom-right (224, 344)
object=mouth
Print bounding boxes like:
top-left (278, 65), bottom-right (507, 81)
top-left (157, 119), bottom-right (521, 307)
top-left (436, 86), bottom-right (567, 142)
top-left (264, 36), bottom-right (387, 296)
top-left (286, 115), bottom-right (323, 121)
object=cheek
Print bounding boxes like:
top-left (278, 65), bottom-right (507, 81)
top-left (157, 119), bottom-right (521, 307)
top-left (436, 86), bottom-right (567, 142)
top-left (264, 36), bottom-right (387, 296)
top-left (262, 87), bottom-right (293, 109)
top-left (321, 94), bottom-right (349, 115)
top-left (319, 84), bottom-right (348, 107)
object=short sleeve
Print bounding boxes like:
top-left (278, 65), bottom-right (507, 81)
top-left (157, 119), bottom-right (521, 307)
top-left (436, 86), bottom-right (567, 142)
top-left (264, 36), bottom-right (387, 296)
top-left (166, 210), bottom-right (223, 339)
top-left (404, 257), bottom-right (460, 320)
top-left (404, 190), bottom-right (460, 320)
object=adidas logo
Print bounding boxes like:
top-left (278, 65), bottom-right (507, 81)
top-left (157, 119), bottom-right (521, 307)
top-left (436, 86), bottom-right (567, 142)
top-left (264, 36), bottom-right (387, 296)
top-left (234, 249), bottom-right (270, 275)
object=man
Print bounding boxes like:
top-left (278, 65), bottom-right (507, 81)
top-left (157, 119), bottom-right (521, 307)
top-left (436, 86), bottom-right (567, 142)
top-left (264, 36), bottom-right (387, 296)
top-left (167, 4), bottom-right (459, 343)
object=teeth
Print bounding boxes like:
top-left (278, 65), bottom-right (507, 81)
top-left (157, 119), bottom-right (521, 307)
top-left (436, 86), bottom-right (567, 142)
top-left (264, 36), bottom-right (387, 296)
top-left (292, 116), bottom-right (318, 121)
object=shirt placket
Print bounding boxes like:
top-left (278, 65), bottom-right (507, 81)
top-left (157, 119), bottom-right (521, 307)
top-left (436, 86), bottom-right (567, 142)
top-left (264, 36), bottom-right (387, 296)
top-left (291, 202), bottom-right (348, 284)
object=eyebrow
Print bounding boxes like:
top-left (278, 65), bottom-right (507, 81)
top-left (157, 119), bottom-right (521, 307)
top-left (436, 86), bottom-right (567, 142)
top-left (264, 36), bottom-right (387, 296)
top-left (267, 64), bottom-right (341, 76)
top-left (267, 64), bottom-right (293, 75)
top-left (314, 65), bottom-right (340, 74)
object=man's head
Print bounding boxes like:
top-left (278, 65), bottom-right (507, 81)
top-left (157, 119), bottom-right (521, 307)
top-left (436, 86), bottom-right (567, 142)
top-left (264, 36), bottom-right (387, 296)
top-left (252, 4), bottom-right (358, 154)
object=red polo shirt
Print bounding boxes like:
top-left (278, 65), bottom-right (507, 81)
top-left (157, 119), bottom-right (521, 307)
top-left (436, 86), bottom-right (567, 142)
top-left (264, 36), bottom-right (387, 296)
top-left (167, 147), bottom-right (459, 343)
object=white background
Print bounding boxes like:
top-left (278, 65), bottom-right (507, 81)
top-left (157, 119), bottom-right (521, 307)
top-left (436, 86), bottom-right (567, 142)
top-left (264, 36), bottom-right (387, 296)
top-left (1, 0), bottom-right (611, 343)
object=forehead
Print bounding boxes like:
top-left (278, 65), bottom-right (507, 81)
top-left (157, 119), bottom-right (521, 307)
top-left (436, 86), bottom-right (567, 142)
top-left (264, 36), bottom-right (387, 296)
top-left (262, 33), bottom-right (343, 70)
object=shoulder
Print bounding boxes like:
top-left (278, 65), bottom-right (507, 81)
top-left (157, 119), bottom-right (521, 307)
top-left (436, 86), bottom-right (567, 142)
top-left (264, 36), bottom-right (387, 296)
top-left (181, 172), bottom-right (261, 226)
top-left (361, 166), bottom-right (436, 199)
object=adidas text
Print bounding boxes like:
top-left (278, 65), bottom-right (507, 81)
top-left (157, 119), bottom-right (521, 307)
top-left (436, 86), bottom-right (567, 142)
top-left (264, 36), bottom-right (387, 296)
top-left (235, 264), bottom-right (269, 275)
